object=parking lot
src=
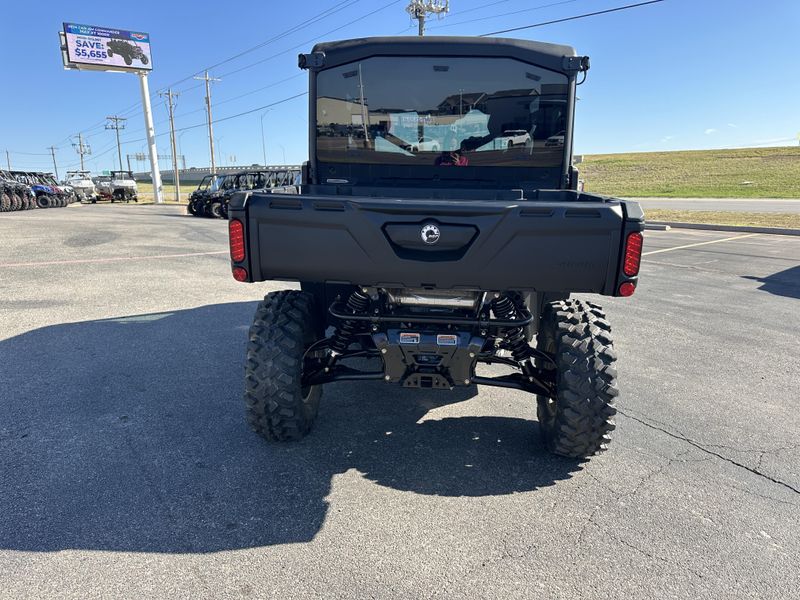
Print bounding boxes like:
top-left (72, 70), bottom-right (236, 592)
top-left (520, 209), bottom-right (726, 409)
top-left (1, 204), bottom-right (798, 599)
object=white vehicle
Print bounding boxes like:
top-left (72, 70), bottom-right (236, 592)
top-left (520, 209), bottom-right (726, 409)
top-left (65, 170), bottom-right (97, 202)
top-left (94, 175), bottom-right (113, 200)
top-left (109, 170), bottom-right (138, 202)
top-left (545, 130), bottom-right (566, 147)
top-left (410, 136), bottom-right (440, 152)
top-left (497, 129), bottom-right (532, 148)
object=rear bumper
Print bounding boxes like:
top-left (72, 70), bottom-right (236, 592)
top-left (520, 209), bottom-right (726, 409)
top-left (231, 191), bottom-right (643, 296)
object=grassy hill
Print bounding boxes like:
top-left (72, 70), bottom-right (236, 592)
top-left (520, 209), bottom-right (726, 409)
top-left (580, 146), bottom-right (800, 198)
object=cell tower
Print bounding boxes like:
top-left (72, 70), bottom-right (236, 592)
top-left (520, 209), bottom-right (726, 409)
top-left (407, 0), bottom-right (449, 36)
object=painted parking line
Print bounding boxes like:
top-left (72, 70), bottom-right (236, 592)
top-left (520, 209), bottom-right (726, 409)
top-left (642, 233), bottom-right (759, 256)
top-left (0, 250), bottom-right (228, 269)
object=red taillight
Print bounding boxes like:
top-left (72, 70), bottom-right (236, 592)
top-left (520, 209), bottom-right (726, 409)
top-left (623, 231), bottom-right (643, 276)
top-left (619, 282), bottom-right (636, 297)
top-left (229, 219), bottom-right (245, 262)
top-left (232, 267), bottom-right (248, 282)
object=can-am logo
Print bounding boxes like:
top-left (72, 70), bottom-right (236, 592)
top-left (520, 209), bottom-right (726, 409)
top-left (420, 223), bottom-right (440, 245)
top-left (130, 33), bottom-right (147, 40)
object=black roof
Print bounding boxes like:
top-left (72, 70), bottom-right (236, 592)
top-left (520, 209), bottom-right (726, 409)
top-left (311, 36), bottom-right (578, 74)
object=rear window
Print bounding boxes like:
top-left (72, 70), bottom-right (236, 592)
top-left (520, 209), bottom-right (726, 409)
top-left (315, 56), bottom-right (568, 169)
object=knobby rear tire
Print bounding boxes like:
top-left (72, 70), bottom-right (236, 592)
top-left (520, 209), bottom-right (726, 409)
top-left (536, 299), bottom-right (618, 458)
top-left (244, 290), bottom-right (322, 442)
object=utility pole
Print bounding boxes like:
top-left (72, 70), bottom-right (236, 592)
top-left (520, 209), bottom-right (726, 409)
top-left (105, 115), bottom-right (127, 171)
top-left (159, 88), bottom-right (181, 202)
top-left (194, 71), bottom-right (221, 174)
top-left (5, 150), bottom-right (11, 170)
top-left (407, 0), bottom-right (449, 36)
top-left (47, 146), bottom-right (59, 180)
top-left (72, 133), bottom-right (91, 171)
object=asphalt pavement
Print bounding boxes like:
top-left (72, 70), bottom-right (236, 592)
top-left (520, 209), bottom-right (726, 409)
top-left (633, 197), bottom-right (800, 213)
top-left (1, 204), bottom-right (799, 599)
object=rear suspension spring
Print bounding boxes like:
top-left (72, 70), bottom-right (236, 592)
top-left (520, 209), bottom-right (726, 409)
top-left (328, 289), bottom-right (370, 355)
top-left (491, 294), bottom-right (531, 364)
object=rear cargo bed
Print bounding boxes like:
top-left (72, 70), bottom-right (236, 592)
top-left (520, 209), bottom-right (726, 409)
top-left (233, 191), bottom-right (641, 294)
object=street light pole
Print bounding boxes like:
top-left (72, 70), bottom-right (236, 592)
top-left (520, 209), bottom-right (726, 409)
top-left (260, 110), bottom-right (271, 167)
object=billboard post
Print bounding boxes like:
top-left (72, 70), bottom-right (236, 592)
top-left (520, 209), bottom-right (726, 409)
top-left (60, 23), bottom-right (163, 203)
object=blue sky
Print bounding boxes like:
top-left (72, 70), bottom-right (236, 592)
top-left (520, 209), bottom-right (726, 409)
top-left (1, 0), bottom-right (798, 174)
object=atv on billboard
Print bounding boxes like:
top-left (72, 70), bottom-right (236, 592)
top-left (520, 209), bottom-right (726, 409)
top-left (62, 23), bottom-right (152, 71)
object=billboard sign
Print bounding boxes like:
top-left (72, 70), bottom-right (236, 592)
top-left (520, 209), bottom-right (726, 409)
top-left (63, 23), bottom-right (152, 71)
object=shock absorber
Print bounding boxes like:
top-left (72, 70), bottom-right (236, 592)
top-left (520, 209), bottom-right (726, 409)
top-left (328, 289), bottom-right (370, 356)
top-left (491, 294), bottom-right (532, 365)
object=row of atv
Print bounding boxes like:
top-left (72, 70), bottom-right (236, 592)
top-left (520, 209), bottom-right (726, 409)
top-left (187, 168), bottom-right (300, 219)
top-left (0, 170), bottom-right (78, 212)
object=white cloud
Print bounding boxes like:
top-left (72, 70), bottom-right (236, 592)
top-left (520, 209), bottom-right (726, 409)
top-left (704, 128), bottom-right (717, 135)
top-left (727, 123), bottom-right (738, 128)
top-left (660, 135), bottom-right (675, 142)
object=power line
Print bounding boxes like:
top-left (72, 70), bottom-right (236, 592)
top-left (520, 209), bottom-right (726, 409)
top-left (110, 2), bottom-right (401, 146)
top-left (480, 0), bottom-right (667, 36)
top-left (155, 0), bottom-right (361, 93)
top-left (51, 1), bottom-right (361, 147)
top-left (429, 0), bottom-right (581, 31)
top-left (215, 0), bottom-right (403, 80)
top-left (118, 90), bottom-right (309, 147)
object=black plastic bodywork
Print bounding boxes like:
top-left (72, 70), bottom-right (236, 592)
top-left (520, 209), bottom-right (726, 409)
top-left (229, 187), bottom-right (643, 296)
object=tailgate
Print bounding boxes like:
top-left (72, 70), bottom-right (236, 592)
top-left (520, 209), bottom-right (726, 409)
top-left (236, 193), bottom-right (635, 294)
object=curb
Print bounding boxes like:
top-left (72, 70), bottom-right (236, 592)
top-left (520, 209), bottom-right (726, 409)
top-left (648, 221), bottom-right (800, 236)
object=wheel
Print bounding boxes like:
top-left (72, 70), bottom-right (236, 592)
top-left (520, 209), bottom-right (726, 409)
top-left (208, 201), bottom-right (224, 218)
top-left (0, 193), bottom-right (10, 212)
top-left (507, 141), bottom-right (514, 149)
top-left (141, 56), bottom-right (149, 65)
top-left (220, 202), bottom-right (229, 219)
top-left (36, 195), bottom-right (50, 209)
top-left (187, 199), bottom-right (198, 215)
top-left (124, 57), bottom-right (132, 66)
top-left (245, 290), bottom-right (322, 442)
top-left (107, 48), bottom-right (114, 57)
top-left (536, 299), bottom-right (618, 458)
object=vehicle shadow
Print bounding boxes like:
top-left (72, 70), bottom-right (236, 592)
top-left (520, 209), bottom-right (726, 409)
top-left (743, 264), bottom-right (800, 299)
top-left (0, 302), bottom-right (581, 553)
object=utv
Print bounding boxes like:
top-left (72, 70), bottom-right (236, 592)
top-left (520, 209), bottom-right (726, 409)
top-left (201, 169), bottom-right (302, 219)
top-left (8, 171), bottom-right (65, 208)
top-left (188, 174), bottom-right (222, 216)
top-left (228, 37), bottom-right (644, 459)
top-left (0, 170), bottom-right (34, 211)
top-left (106, 39), bottom-right (149, 67)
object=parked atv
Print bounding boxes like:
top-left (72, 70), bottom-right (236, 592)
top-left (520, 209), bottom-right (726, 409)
top-left (228, 37), bottom-right (644, 460)
top-left (106, 39), bottom-right (149, 67)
